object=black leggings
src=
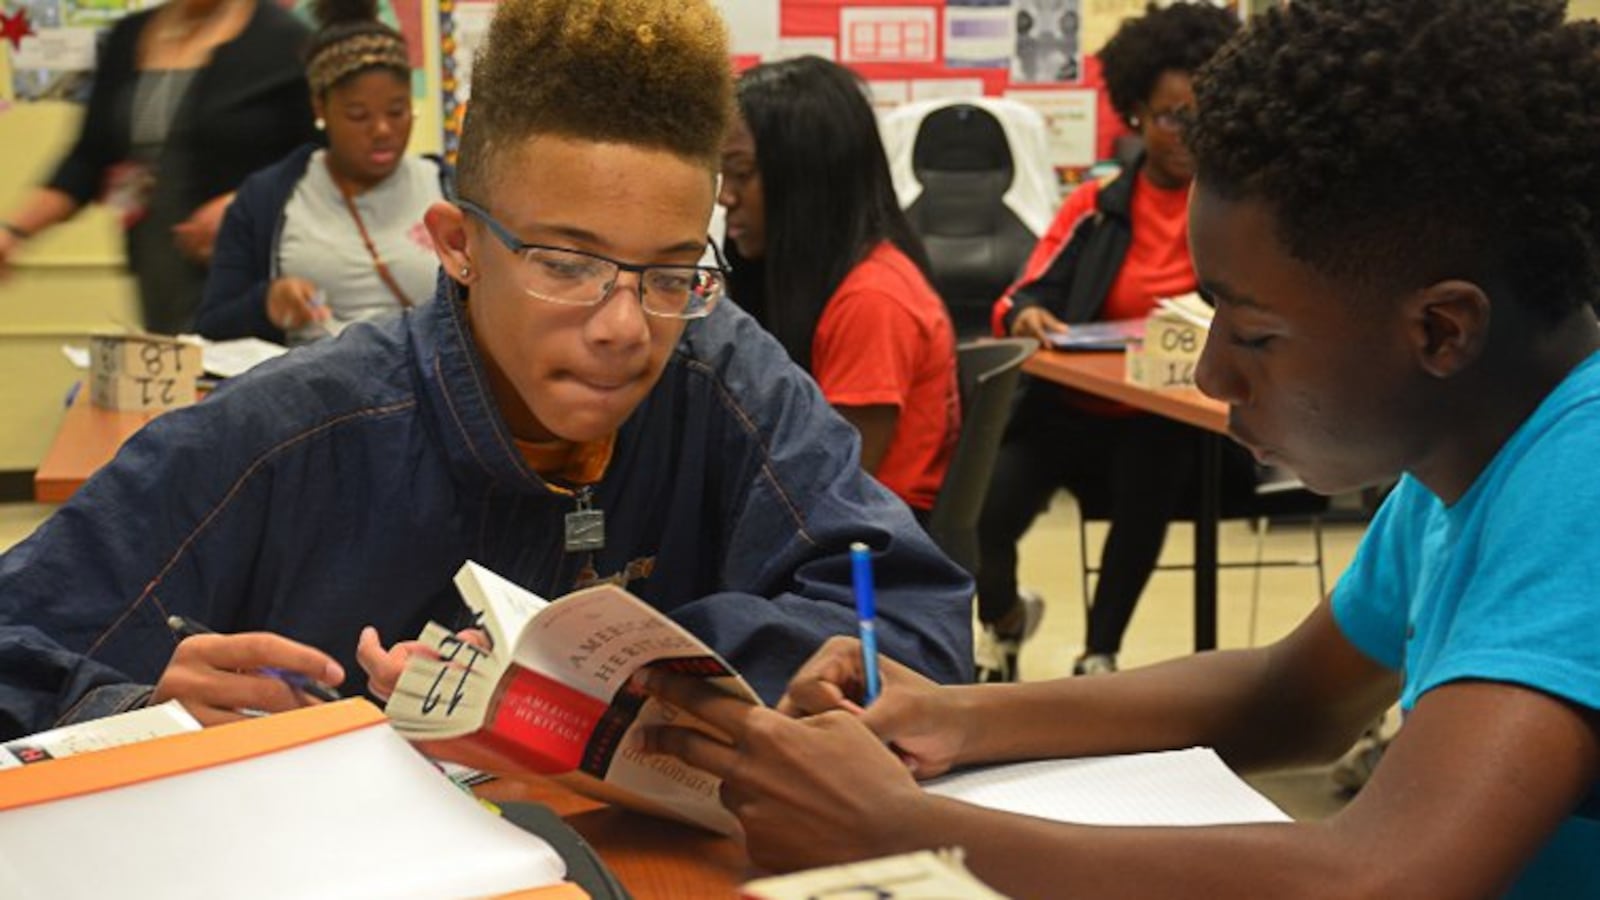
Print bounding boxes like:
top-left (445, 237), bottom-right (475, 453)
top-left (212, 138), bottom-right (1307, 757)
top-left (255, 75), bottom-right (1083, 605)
top-left (975, 398), bottom-right (1202, 655)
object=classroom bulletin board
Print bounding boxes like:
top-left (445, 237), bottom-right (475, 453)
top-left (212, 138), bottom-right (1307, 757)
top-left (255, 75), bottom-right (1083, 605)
top-left (434, 0), bottom-right (1237, 174)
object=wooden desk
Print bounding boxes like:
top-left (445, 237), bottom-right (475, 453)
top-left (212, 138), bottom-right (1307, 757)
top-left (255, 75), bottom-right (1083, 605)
top-left (1021, 351), bottom-right (1225, 434)
top-left (477, 778), bottom-right (748, 897)
top-left (1021, 349), bottom-right (1230, 652)
top-left (33, 391), bottom-right (161, 504)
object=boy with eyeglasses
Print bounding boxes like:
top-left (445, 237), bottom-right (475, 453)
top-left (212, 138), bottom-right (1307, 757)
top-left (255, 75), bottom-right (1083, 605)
top-left (0, 0), bottom-right (974, 736)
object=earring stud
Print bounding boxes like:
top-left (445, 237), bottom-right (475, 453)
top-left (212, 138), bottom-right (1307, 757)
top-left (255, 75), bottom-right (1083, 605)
top-left (314, 117), bottom-right (326, 130)
top-left (459, 265), bottom-right (471, 278)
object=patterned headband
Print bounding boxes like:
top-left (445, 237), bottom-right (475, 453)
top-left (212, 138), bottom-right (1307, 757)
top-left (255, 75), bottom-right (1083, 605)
top-left (308, 32), bottom-right (410, 95)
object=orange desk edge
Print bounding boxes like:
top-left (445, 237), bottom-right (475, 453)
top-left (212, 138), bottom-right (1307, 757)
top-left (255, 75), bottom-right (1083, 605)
top-left (1021, 348), bottom-right (1227, 435)
top-left (33, 390), bottom-right (160, 503)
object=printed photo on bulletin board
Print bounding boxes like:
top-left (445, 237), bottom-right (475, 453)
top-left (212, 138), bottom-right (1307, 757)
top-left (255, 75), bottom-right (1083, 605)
top-left (1014, 0), bottom-right (1080, 83)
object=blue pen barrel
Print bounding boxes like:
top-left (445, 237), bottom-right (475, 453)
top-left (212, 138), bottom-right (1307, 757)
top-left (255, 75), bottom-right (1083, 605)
top-left (850, 542), bottom-right (882, 704)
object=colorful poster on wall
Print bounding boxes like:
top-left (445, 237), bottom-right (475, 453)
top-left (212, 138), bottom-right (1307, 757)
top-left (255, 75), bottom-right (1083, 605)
top-left (1013, 0), bottom-right (1079, 83)
top-left (866, 78), bottom-right (910, 113)
top-left (912, 77), bottom-right (985, 101)
top-left (10, 23), bottom-right (91, 69)
top-left (839, 6), bottom-right (938, 65)
top-left (945, 0), bottom-right (1012, 70)
top-left (7, 0), bottom-right (96, 101)
top-left (60, 0), bottom-right (140, 28)
top-left (438, 0), bottom-right (491, 160)
top-left (1005, 86), bottom-right (1096, 168)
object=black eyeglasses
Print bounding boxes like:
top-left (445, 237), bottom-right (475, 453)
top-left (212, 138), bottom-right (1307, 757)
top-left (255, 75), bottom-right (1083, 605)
top-left (1149, 106), bottom-right (1196, 133)
top-left (457, 199), bottom-right (730, 320)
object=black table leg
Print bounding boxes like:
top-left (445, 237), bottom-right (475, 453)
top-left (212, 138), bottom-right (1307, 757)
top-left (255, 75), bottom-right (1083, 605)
top-left (1195, 433), bottom-right (1221, 651)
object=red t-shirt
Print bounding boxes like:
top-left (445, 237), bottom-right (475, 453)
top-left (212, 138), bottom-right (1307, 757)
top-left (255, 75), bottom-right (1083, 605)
top-left (812, 242), bottom-right (960, 511)
top-left (999, 168), bottom-right (1195, 327)
top-left (1099, 170), bottom-right (1195, 322)
top-left (999, 169), bottom-right (1196, 416)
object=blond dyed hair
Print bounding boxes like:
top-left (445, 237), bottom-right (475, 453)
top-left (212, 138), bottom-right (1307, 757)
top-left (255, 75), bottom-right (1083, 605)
top-left (456, 0), bottom-right (732, 199)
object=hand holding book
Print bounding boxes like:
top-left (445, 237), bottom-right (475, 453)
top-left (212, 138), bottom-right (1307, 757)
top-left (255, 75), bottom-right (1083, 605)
top-left (384, 561), bottom-right (762, 833)
top-left (355, 623), bottom-right (488, 702)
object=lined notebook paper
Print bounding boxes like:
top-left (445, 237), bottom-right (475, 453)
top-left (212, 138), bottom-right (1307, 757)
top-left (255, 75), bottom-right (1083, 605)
top-left (923, 746), bottom-right (1290, 826)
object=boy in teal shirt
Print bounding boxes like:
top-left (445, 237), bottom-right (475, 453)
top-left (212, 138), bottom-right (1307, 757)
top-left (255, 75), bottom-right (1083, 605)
top-left (639, 1), bottom-right (1600, 895)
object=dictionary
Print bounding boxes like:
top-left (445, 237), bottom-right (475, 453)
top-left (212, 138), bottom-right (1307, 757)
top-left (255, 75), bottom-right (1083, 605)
top-left (385, 561), bottom-right (760, 834)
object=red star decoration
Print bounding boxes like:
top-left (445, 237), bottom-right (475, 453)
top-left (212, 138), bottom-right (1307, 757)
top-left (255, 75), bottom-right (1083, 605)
top-left (1, 7), bottom-right (36, 52)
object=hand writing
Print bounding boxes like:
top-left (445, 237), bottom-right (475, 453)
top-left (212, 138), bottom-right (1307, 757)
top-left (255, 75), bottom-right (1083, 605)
top-left (153, 631), bottom-right (345, 726)
top-left (777, 635), bottom-right (968, 778)
top-left (266, 277), bottom-right (327, 333)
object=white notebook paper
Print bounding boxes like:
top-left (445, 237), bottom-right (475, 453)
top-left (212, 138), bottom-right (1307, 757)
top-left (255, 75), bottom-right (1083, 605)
top-left (0, 702), bottom-right (568, 900)
top-left (923, 746), bottom-right (1290, 827)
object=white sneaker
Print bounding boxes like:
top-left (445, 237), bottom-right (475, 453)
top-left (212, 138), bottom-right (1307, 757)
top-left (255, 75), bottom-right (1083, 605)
top-left (1072, 653), bottom-right (1118, 676)
top-left (1331, 727), bottom-right (1389, 792)
top-left (975, 590), bottom-right (1045, 683)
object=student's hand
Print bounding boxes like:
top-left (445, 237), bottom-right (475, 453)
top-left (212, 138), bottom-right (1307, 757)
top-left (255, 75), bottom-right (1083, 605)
top-left (152, 632), bottom-right (345, 726)
top-left (641, 670), bottom-right (930, 872)
top-left (1011, 305), bottom-right (1069, 344)
top-left (355, 626), bottom-right (488, 702)
top-left (171, 192), bottom-right (234, 263)
top-left (266, 277), bottom-right (327, 332)
top-left (777, 635), bottom-right (969, 778)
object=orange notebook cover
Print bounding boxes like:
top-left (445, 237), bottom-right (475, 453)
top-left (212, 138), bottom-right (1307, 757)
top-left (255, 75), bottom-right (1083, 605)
top-left (0, 700), bottom-right (585, 899)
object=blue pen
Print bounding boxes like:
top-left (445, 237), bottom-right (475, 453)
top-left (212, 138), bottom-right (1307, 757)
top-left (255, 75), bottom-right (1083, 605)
top-left (849, 541), bottom-right (882, 705)
top-left (166, 614), bottom-right (342, 703)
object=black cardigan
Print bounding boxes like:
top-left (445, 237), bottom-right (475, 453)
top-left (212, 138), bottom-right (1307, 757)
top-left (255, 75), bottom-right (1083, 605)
top-left (45, 2), bottom-right (317, 225)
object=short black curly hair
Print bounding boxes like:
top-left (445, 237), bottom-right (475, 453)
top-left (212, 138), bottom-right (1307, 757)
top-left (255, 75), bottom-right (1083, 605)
top-left (456, 0), bottom-right (732, 201)
top-left (1098, 2), bottom-right (1238, 125)
top-left (1189, 0), bottom-right (1600, 320)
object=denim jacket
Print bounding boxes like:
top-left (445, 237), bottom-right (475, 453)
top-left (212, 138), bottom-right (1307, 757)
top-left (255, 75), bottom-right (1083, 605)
top-left (0, 283), bottom-right (974, 738)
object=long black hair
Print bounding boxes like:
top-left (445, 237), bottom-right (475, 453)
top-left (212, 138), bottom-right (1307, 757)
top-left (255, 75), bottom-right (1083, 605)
top-left (725, 56), bottom-right (932, 369)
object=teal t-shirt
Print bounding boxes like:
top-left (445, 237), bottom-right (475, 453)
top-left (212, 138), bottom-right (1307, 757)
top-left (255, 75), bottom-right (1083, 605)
top-left (1333, 350), bottom-right (1600, 898)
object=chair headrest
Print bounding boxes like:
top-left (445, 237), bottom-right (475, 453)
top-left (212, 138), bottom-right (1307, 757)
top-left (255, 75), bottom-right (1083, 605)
top-left (913, 105), bottom-right (1015, 175)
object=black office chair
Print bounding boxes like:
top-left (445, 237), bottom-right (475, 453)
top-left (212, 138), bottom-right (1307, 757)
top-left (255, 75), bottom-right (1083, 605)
top-left (882, 100), bottom-right (1056, 339)
top-left (926, 337), bottom-right (1039, 575)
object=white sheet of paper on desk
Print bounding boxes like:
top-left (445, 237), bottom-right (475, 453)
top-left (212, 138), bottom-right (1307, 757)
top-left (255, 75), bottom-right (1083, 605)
top-left (0, 700), bottom-right (200, 769)
top-left (923, 746), bottom-right (1290, 826)
top-left (0, 720), bottom-right (566, 899)
top-left (60, 344), bottom-right (90, 369)
top-left (199, 337), bottom-right (289, 378)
